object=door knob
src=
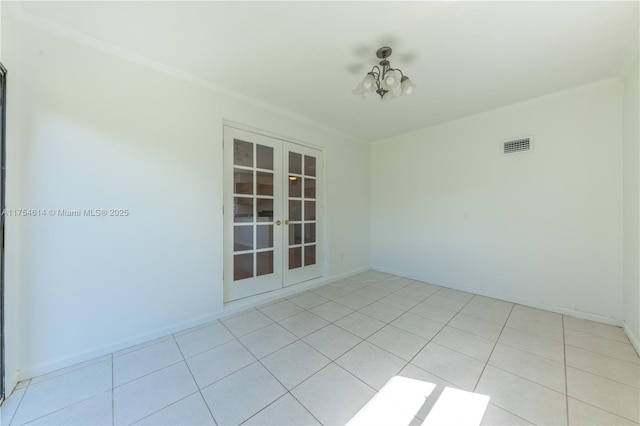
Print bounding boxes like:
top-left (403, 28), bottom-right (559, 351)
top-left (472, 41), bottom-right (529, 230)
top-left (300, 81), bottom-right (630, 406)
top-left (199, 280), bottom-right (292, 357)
top-left (276, 220), bottom-right (281, 226)
top-left (284, 219), bottom-right (290, 225)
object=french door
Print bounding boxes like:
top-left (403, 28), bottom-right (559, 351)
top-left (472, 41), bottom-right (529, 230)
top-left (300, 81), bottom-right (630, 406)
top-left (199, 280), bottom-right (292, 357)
top-left (223, 127), bottom-right (322, 302)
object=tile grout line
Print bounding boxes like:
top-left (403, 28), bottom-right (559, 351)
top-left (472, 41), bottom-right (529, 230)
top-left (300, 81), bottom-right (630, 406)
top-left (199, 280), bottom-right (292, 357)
top-left (112, 359), bottom-right (185, 390)
top-left (111, 353), bottom-right (114, 426)
top-left (566, 395), bottom-right (640, 424)
top-left (6, 362), bottom-right (116, 426)
top-left (472, 302), bottom-right (515, 392)
top-left (111, 339), bottom-right (195, 424)
top-left (26, 355), bottom-right (112, 387)
top-left (171, 333), bottom-right (220, 426)
top-left (325, 285), bottom-right (423, 382)
top-left (407, 291), bottom-right (477, 365)
top-left (223, 317), bottom-right (339, 426)
top-left (280, 278), bottom-right (418, 419)
top-left (350, 286), bottom-right (473, 402)
top-left (6, 380), bottom-right (28, 426)
top-left (237, 304), bottom-right (329, 426)
top-left (555, 361), bottom-right (640, 390)
top-left (495, 330), bottom-right (565, 363)
top-left (112, 336), bottom-right (174, 360)
top-left (283, 391), bottom-right (323, 426)
top-left (495, 324), bottom-right (640, 384)
top-left (221, 309), bottom-right (277, 339)
top-left (466, 303), bottom-right (550, 425)
top-left (327, 284), bottom-right (480, 368)
top-left (564, 324), bottom-right (634, 345)
top-left (9, 390), bottom-right (111, 425)
top-left (562, 340), bottom-right (640, 365)
top-left (562, 314), bottom-right (569, 426)
top-left (561, 326), bottom-right (640, 424)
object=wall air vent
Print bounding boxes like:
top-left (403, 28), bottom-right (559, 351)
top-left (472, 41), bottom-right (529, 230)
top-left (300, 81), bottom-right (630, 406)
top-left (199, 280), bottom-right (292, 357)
top-left (503, 137), bottom-right (532, 154)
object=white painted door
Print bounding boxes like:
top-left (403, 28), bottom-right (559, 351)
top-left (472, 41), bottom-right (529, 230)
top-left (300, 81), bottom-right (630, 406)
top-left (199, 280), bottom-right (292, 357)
top-left (283, 143), bottom-right (322, 287)
top-left (224, 128), bottom-right (283, 301)
top-left (224, 127), bottom-right (322, 302)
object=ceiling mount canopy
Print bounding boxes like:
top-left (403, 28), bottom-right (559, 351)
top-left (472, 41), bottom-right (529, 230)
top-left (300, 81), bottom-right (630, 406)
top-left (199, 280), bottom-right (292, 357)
top-left (354, 46), bottom-right (415, 100)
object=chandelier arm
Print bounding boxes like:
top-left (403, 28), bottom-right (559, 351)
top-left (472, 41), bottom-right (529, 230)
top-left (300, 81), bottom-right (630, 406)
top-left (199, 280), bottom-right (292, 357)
top-left (389, 67), bottom-right (405, 79)
top-left (369, 66), bottom-right (382, 89)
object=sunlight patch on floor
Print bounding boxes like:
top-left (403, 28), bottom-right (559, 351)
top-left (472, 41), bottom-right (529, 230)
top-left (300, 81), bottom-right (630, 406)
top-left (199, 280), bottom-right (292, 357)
top-left (348, 376), bottom-right (490, 426)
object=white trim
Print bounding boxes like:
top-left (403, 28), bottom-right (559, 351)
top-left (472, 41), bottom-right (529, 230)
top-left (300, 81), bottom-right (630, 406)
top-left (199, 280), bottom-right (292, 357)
top-left (16, 267), bottom-right (370, 381)
top-left (370, 266), bottom-right (624, 326)
top-left (623, 323), bottom-right (640, 357)
top-left (15, 9), bottom-right (364, 145)
top-left (324, 266), bottom-right (371, 284)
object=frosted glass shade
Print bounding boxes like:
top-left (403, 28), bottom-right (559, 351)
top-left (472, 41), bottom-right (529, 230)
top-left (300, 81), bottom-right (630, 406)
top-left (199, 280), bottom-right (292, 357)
top-left (363, 73), bottom-right (376, 91)
top-left (401, 77), bottom-right (415, 95)
top-left (352, 81), bottom-right (366, 98)
top-left (384, 70), bottom-right (400, 88)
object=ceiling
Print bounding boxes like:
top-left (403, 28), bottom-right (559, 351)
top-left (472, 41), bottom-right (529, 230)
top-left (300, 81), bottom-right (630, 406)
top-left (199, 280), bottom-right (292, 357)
top-left (20, 1), bottom-right (639, 142)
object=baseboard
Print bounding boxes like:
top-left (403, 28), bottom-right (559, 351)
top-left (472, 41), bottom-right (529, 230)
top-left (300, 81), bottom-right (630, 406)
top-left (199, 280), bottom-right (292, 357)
top-left (369, 266), bottom-right (422, 282)
top-left (623, 323), bottom-right (640, 356)
top-left (324, 266), bottom-right (371, 285)
top-left (370, 266), bottom-right (623, 327)
top-left (18, 309), bottom-right (223, 381)
top-left (17, 266), bottom-right (372, 381)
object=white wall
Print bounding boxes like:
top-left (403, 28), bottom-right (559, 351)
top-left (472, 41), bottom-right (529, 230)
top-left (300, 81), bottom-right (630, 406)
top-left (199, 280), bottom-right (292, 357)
top-left (6, 16), bottom-right (370, 381)
top-left (622, 54), bottom-right (639, 352)
top-left (371, 80), bottom-right (624, 323)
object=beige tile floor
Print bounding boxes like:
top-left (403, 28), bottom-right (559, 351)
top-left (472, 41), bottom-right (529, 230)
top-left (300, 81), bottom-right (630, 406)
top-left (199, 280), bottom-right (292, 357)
top-left (1, 270), bottom-right (639, 425)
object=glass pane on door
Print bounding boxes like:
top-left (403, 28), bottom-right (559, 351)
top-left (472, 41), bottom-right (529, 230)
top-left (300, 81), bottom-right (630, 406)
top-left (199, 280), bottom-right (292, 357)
top-left (256, 144), bottom-right (274, 170)
top-left (256, 225), bottom-right (273, 249)
top-left (257, 251), bottom-right (274, 276)
top-left (234, 197), bottom-right (253, 222)
top-left (289, 176), bottom-right (302, 197)
top-left (234, 253), bottom-right (253, 280)
top-left (233, 226), bottom-right (253, 251)
top-left (234, 140), bottom-right (253, 167)
top-left (257, 172), bottom-right (273, 196)
top-left (304, 245), bottom-right (316, 266)
top-left (289, 247), bottom-right (302, 269)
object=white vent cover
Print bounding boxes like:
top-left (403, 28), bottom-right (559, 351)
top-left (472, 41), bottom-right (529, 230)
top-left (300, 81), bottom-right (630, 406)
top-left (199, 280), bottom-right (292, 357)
top-left (503, 136), bottom-right (533, 154)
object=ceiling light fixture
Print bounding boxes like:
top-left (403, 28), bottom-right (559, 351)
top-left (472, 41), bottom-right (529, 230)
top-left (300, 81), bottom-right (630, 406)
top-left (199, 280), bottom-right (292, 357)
top-left (354, 46), bottom-right (415, 100)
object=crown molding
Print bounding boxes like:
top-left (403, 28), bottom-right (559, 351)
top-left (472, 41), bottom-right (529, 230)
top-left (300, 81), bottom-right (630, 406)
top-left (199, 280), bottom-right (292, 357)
top-left (14, 8), bottom-right (365, 145)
